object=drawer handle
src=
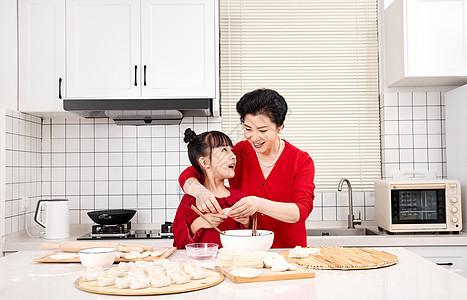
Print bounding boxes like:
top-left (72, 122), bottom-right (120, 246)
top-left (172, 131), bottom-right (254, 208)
top-left (144, 65), bottom-right (147, 86)
top-left (436, 262), bottom-right (453, 266)
top-left (58, 78), bottom-right (62, 99)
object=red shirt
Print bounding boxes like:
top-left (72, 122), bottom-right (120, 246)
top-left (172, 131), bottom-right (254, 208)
top-left (179, 140), bottom-right (315, 248)
top-left (172, 188), bottom-right (246, 249)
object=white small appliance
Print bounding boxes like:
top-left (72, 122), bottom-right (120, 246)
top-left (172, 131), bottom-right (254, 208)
top-left (34, 199), bottom-right (70, 239)
top-left (375, 179), bottom-right (462, 233)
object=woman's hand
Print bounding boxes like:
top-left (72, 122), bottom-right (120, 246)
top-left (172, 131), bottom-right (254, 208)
top-left (197, 213), bottom-right (227, 229)
top-left (184, 178), bottom-right (221, 213)
top-left (229, 196), bottom-right (262, 219)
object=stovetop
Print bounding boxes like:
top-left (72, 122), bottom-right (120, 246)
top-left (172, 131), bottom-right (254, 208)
top-left (77, 229), bottom-right (174, 240)
top-left (76, 222), bottom-right (174, 240)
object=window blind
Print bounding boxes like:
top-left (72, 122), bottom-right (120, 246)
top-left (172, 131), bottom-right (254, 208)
top-left (219, 0), bottom-right (381, 191)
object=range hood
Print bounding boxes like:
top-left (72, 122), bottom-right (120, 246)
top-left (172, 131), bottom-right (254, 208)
top-left (63, 98), bottom-right (212, 125)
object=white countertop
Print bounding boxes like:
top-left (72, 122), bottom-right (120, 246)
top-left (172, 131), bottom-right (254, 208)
top-left (4, 223), bottom-right (467, 253)
top-left (1, 248), bottom-right (467, 300)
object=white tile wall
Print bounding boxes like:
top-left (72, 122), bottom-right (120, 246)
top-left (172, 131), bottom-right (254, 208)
top-left (40, 117), bottom-right (222, 225)
top-left (3, 110), bottom-right (42, 235)
top-left (380, 91), bottom-right (446, 179)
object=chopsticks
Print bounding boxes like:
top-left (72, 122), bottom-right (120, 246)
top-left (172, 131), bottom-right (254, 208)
top-left (252, 212), bottom-right (258, 236)
top-left (190, 205), bottom-right (226, 235)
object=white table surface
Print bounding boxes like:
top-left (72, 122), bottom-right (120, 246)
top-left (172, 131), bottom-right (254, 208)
top-left (1, 248), bottom-right (467, 300)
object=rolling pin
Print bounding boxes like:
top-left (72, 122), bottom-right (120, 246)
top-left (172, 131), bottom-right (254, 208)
top-left (40, 241), bottom-right (154, 253)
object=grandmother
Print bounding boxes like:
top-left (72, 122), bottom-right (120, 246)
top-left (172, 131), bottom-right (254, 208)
top-left (178, 88), bottom-right (315, 248)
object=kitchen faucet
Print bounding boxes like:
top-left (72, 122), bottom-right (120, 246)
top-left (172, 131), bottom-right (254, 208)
top-left (338, 178), bottom-right (362, 229)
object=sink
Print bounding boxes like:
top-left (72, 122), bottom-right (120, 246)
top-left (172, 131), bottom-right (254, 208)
top-left (306, 227), bottom-right (381, 236)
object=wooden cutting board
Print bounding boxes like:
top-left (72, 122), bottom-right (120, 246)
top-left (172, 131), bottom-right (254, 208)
top-left (34, 247), bottom-right (176, 263)
top-left (280, 247), bottom-right (398, 270)
top-left (74, 268), bottom-right (224, 296)
top-left (215, 265), bottom-right (315, 283)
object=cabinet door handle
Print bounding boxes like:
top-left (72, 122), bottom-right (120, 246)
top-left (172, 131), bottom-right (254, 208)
top-left (144, 65), bottom-right (147, 86)
top-left (58, 78), bottom-right (62, 99)
top-left (436, 262), bottom-right (454, 266)
top-left (134, 65), bottom-right (138, 86)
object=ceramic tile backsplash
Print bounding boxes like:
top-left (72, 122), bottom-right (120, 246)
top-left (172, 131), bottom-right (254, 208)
top-left (3, 110), bottom-right (42, 235)
top-left (41, 117), bottom-right (221, 225)
top-left (380, 91), bottom-right (446, 179)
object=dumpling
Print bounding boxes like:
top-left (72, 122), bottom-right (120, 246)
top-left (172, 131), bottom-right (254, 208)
top-left (187, 268), bottom-right (207, 280)
top-left (288, 246), bottom-right (308, 258)
top-left (115, 277), bottom-right (131, 289)
top-left (118, 262), bottom-right (134, 272)
top-left (107, 267), bottom-right (126, 278)
top-left (83, 267), bottom-right (103, 281)
top-left (168, 271), bottom-right (190, 285)
top-left (97, 272), bottom-right (117, 287)
top-left (150, 275), bottom-right (172, 288)
top-left (129, 277), bottom-right (150, 290)
top-left (271, 260), bottom-right (289, 272)
top-left (153, 258), bottom-right (170, 267)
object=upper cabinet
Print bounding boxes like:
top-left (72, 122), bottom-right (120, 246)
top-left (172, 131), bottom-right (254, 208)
top-left (384, 0), bottom-right (467, 87)
top-left (66, 0), bottom-right (140, 98)
top-left (18, 0), bottom-right (65, 112)
top-left (18, 0), bottom-right (218, 113)
top-left (66, 0), bottom-right (216, 99)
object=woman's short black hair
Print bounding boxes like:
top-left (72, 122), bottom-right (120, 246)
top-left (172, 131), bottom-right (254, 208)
top-left (236, 88), bottom-right (288, 127)
top-left (183, 128), bottom-right (233, 175)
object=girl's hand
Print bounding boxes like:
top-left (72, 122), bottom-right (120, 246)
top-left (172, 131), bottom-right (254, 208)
top-left (232, 215), bottom-right (251, 228)
top-left (198, 213), bottom-right (227, 229)
top-left (229, 196), bottom-right (262, 219)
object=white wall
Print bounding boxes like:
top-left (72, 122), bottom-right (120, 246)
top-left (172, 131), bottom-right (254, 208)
top-left (0, 0), bottom-right (18, 110)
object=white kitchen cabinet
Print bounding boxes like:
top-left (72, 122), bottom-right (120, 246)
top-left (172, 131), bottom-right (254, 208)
top-left (18, 0), bottom-right (65, 112)
top-left (405, 246), bottom-right (467, 277)
top-left (67, 0), bottom-right (216, 99)
top-left (384, 0), bottom-right (467, 87)
top-left (141, 0), bottom-right (215, 98)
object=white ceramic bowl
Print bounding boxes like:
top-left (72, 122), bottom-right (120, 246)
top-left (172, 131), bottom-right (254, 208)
top-left (220, 229), bottom-right (274, 251)
top-left (78, 247), bottom-right (117, 268)
top-left (185, 243), bottom-right (219, 260)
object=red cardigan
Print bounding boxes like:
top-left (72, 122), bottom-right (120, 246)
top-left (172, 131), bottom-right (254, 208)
top-left (179, 140), bottom-right (315, 248)
top-left (172, 188), bottom-right (246, 249)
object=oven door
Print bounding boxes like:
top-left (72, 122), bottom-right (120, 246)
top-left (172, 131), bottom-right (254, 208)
top-left (391, 184), bottom-right (446, 226)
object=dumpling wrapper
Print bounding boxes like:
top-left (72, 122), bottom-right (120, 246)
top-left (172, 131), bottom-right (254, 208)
top-left (222, 208), bottom-right (231, 216)
top-left (230, 268), bottom-right (262, 278)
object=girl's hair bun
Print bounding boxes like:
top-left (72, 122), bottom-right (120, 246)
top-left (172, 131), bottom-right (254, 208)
top-left (183, 128), bottom-right (197, 144)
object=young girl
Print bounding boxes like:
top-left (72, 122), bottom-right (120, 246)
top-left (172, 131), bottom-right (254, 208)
top-left (172, 128), bottom-right (250, 249)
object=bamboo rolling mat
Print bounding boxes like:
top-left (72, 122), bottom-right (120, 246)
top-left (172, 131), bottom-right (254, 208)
top-left (280, 247), bottom-right (398, 270)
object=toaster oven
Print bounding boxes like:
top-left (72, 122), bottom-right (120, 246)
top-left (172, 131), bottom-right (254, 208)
top-left (375, 179), bottom-right (462, 233)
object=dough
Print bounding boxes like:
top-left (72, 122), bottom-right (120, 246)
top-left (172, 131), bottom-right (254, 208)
top-left (50, 253), bottom-right (78, 260)
top-left (230, 268), bottom-right (262, 278)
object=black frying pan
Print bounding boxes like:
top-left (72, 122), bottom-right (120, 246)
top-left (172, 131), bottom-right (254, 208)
top-left (87, 209), bottom-right (136, 225)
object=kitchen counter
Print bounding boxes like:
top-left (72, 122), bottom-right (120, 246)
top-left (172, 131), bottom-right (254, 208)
top-left (4, 223), bottom-right (467, 253)
top-left (1, 248), bottom-right (467, 300)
